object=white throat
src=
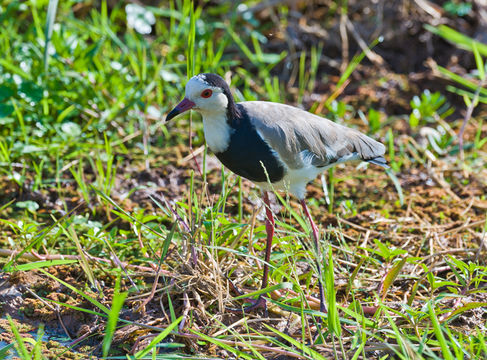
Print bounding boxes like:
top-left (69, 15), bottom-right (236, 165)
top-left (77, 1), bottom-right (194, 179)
top-left (184, 75), bottom-right (234, 153)
top-left (201, 110), bottom-right (233, 153)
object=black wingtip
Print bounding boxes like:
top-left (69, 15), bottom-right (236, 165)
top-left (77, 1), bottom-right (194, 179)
top-left (367, 157), bottom-right (390, 169)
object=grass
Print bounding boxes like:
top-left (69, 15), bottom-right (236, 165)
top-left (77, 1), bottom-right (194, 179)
top-left (0, 0), bottom-right (486, 359)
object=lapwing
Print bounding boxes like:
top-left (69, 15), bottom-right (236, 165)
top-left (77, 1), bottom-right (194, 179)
top-left (166, 73), bottom-right (388, 314)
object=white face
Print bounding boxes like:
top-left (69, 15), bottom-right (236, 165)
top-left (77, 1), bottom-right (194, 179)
top-left (184, 75), bottom-right (228, 115)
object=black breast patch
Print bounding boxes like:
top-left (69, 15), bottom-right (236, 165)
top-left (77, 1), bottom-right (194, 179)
top-left (214, 105), bottom-right (285, 183)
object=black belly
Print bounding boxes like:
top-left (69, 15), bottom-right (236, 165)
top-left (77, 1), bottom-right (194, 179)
top-left (214, 115), bottom-right (285, 183)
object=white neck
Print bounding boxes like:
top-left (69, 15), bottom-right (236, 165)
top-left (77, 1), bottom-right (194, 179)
top-left (201, 110), bottom-right (233, 153)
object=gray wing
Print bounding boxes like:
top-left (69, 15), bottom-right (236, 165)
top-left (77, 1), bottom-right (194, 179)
top-left (240, 101), bottom-right (387, 169)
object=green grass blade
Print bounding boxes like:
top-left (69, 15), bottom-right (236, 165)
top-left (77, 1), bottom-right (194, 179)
top-left (47, 298), bottom-right (106, 317)
top-left (188, 328), bottom-right (256, 360)
top-left (186, 0), bottom-right (195, 78)
top-left (7, 315), bottom-right (30, 359)
top-left (446, 302), bottom-right (487, 321)
top-left (134, 316), bottom-right (183, 359)
top-left (2, 203), bottom-right (84, 272)
top-left (425, 24), bottom-right (487, 56)
top-left (263, 323), bottom-right (327, 360)
top-left (386, 168), bottom-right (404, 205)
top-left (326, 245), bottom-right (341, 336)
top-left (472, 42), bottom-right (485, 81)
top-left (381, 257), bottom-right (407, 300)
top-left (10, 259), bottom-right (78, 271)
top-left (44, 0), bottom-right (59, 73)
top-left (0, 343), bottom-right (15, 359)
top-left (32, 323), bottom-right (45, 360)
top-left (428, 301), bottom-right (454, 360)
top-left (102, 275), bottom-right (128, 357)
top-left (38, 268), bottom-right (110, 314)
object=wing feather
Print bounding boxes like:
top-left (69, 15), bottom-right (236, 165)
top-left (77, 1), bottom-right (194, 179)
top-left (240, 101), bottom-right (386, 169)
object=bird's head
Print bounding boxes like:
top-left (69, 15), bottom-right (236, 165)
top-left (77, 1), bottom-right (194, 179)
top-left (166, 73), bottom-right (233, 122)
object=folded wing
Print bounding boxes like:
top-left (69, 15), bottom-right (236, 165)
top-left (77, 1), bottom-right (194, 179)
top-left (241, 101), bottom-right (388, 170)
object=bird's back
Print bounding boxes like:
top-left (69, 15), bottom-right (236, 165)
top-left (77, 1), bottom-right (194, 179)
top-left (240, 101), bottom-right (387, 170)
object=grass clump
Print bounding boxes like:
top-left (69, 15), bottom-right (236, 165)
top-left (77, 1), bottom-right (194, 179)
top-left (0, 0), bottom-right (485, 359)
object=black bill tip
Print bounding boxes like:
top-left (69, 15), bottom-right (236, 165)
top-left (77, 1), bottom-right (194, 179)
top-left (165, 98), bottom-right (196, 123)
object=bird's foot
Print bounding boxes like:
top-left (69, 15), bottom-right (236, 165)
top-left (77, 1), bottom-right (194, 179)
top-left (225, 296), bottom-right (267, 314)
top-left (225, 276), bottom-right (268, 314)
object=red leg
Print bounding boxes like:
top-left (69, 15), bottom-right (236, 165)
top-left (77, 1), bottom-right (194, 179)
top-left (300, 199), bottom-right (326, 314)
top-left (261, 191), bottom-right (274, 289)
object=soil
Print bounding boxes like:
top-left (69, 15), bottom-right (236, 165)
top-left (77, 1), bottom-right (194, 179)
top-left (1, 0), bottom-right (486, 358)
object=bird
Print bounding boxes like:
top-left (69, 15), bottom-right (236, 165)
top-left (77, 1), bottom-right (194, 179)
top-left (165, 73), bottom-right (388, 314)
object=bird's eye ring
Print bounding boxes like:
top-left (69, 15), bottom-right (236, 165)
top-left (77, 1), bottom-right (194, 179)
top-left (201, 89), bottom-right (212, 98)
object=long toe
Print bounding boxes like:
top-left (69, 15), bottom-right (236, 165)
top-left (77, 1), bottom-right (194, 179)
top-left (225, 296), bottom-right (267, 314)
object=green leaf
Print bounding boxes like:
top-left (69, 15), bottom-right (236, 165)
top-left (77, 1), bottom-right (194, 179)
top-left (426, 24), bottom-right (487, 56)
top-left (0, 343), bottom-right (14, 358)
top-left (0, 85), bottom-right (14, 102)
top-left (7, 315), bottom-right (30, 359)
top-left (20, 145), bottom-right (44, 154)
top-left (0, 59), bottom-right (32, 80)
top-left (386, 169), bottom-right (404, 206)
top-left (19, 81), bottom-right (43, 103)
top-left (472, 42), bottom-right (485, 81)
top-left (102, 275), bottom-right (128, 357)
top-left (60, 122), bottom-right (82, 137)
top-left (326, 246), bottom-right (341, 336)
top-left (15, 200), bottom-right (39, 213)
top-left (338, 305), bottom-right (375, 327)
top-left (428, 302), bottom-right (454, 360)
top-left (446, 302), bottom-right (487, 320)
top-left (125, 3), bottom-right (156, 35)
top-left (13, 259), bottom-right (78, 271)
top-left (382, 257), bottom-right (407, 300)
top-left (263, 323), bottom-right (327, 360)
top-left (0, 103), bottom-right (14, 117)
top-left (189, 328), bottom-right (259, 360)
top-left (134, 316), bottom-right (183, 359)
top-left (47, 298), bottom-right (106, 318)
top-left (44, 0), bottom-right (59, 73)
top-left (443, 1), bottom-right (472, 16)
top-left (38, 268), bottom-right (110, 314)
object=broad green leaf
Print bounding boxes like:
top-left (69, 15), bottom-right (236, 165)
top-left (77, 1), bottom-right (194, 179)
top-left (15, 200), bottom-right (39, 212)
top-left (19, 81), bottom-right (43, 103)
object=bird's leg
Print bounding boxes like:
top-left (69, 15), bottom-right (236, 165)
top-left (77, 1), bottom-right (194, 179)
top-left (261, 191), bottom-right (274, 290)
top-left (226, 191), bottom-right (273, 313)
top-left (299, 199), bottom-right (326, 315)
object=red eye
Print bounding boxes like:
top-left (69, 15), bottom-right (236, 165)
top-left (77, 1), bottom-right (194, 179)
top-left (201, 89), bottom-right (212, 98)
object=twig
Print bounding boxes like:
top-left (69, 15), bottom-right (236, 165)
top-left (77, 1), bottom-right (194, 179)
top-left (345, 17), bottom-right (385, 66)
top-left (137, 264), bottom-right (162, 312)
top-left (67, 324), bottom-right (102, 348)
top-left (179, 291), bottom-right (191, 332)
top-left (0, 249), bottom-right (174, 276)
top-left (24, 286), bottom-right (72, 339)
